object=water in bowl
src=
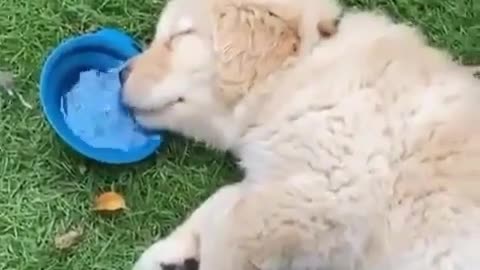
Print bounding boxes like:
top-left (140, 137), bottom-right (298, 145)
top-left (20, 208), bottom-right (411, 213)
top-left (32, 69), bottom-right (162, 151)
top-left (61, 66), bottom-right (151, 151)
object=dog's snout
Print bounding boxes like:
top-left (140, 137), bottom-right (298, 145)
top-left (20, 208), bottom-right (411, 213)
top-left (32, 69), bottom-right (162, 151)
top-left (119, 64), bottom-right (132, 109)
top-left (119, 64), bottom-right (132, 84)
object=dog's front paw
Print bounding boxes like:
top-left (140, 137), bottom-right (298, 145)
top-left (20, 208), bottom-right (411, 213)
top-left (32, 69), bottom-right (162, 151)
top-left (134, 257), bottom-right (198, 270)
top-left (133, 237), bottom-right (198, 270)
top-left (160, 258), bottom-right (199, 270)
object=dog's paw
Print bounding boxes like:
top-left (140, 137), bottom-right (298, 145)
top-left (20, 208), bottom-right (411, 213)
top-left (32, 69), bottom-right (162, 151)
top-left (159, 258), bottom-right (199, 270)
top-left (133, 237), bottom-right (198, 270)
top-left (135, 258), bottom-right (198, 270)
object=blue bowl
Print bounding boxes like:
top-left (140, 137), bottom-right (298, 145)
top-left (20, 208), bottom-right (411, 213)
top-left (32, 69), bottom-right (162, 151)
top-left (40, 28), bottom-right (164, 164)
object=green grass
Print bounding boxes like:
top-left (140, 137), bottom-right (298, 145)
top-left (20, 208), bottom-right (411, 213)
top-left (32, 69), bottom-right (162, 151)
top-left (0, 0), bottom-right (478, 269)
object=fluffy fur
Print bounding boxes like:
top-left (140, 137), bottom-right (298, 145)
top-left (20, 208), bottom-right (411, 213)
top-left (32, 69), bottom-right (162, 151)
top-left (123, 0), bottom-right (480, 269)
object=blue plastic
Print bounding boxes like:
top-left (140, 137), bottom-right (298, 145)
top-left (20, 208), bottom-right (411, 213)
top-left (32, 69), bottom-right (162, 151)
top-left (40, 28), bottom-right (164, 164)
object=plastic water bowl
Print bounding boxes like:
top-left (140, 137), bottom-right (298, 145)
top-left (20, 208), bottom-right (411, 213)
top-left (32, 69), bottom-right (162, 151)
top-left (39, 28), bottom-right (164, 164)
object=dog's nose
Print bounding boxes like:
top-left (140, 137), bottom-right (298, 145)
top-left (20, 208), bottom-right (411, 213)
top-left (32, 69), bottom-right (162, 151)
top-left (119, 64), bottom-right (131, 84)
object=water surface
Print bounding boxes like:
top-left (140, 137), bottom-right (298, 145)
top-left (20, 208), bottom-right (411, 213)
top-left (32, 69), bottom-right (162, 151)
top-left (61, 68), bottom-right (151, 151)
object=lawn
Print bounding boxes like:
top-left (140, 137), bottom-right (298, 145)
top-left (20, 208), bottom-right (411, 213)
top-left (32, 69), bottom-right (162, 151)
top-left (0, 0), bottom-right (478, 269)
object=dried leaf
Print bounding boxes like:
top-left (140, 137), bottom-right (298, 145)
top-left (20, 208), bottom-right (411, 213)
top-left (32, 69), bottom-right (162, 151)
top-left (78, 165), bottom-right (87, 175)
top-left (93, 191), bottom-right (127, 211)
top-left (54, 226), bottom-right (83, 250)
top-left (0, 71), bottom-right (14, 95)
top-left (0, 70), bottom-right (32, 109)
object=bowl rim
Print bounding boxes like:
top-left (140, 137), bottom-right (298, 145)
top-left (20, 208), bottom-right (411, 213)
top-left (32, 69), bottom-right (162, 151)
top-left (39, 28), bottom-right (163, 164)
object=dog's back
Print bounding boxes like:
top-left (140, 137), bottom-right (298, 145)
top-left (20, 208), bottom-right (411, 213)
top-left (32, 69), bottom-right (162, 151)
top-left (232, 11), bottom-right (480, 269)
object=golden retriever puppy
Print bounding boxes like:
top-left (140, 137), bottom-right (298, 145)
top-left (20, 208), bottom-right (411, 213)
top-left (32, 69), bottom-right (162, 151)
top-left (124, 1), bottom-right (480, 270)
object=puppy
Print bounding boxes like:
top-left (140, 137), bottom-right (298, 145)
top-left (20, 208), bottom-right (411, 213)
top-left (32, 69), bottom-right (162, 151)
top-left (124, 1), bottom-right (480, 270)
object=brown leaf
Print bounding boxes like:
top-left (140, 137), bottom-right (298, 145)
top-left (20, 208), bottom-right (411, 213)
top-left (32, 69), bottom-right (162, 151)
top-left (54, 227), bottom-right (83, 250)
top-left (0, 71), bottom-right (14, 95)
top-left (0, 70), bottom-right (32, 109)
top-left (93, 191), bottom-right (127, 212)
top-left (78, 164), bottom-right (87, 175)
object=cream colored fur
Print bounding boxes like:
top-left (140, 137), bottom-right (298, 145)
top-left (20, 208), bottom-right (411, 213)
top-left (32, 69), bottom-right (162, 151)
top-left (123, 0), bottom-right (480, 269)
top-left (153, 0), bottom-right (341, 48)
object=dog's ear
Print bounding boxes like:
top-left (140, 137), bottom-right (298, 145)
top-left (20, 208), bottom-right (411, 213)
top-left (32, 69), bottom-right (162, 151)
top-left (467, 65), bottom-right (480, 79)
top-left (212, 4), bottom-right (300, 106)
top-left (317, 19), bottom-right (338, 38)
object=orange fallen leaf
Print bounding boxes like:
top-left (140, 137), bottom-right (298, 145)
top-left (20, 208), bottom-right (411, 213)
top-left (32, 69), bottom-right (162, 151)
top-left (93, 191), bottom-right (127, 211)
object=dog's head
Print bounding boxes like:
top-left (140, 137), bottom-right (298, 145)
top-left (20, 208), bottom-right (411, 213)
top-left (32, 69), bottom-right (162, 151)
top-left (122, 26), bottom-right (231, 147)
top-left (122, 0), bottom-right (341, 149)
top-left (121, 0), bottom-right (232, 147)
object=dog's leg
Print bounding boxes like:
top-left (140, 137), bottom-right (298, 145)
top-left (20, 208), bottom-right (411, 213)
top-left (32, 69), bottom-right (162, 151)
top-left (133, 183), bottom-right (243, 270)
top-left (195, 178), bottom-right (379, 270)
top-left (197, 235), bottom-right (253, 270)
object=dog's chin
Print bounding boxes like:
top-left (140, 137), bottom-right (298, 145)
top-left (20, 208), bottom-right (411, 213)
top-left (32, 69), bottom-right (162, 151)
top-left (133, 111), bottom-right (165, 132)
top-left (123, 102), bottom-right (164, 131)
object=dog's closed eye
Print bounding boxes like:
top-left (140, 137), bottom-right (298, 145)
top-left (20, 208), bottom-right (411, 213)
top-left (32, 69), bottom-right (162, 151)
top-left (165, 28), bottom-right (196, 49)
